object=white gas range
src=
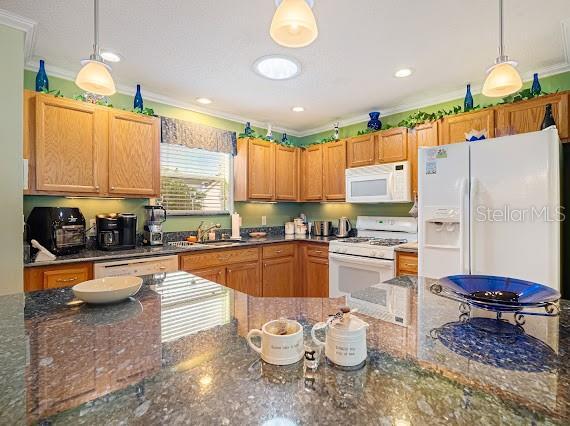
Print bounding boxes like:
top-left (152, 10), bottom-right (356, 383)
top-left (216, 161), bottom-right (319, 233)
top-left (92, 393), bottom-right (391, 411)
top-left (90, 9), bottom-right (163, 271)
top-left (329, 216), bottom-right (417, 325)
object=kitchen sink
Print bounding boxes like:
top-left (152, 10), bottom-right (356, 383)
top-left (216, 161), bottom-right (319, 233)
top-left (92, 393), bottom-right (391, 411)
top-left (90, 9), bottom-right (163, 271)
top-left (200, 240), bottom-right (247, 247)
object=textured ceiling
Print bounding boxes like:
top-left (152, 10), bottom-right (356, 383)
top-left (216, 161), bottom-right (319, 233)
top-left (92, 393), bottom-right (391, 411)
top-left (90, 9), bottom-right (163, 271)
top-left (1, 0), bottom-right (570, 135)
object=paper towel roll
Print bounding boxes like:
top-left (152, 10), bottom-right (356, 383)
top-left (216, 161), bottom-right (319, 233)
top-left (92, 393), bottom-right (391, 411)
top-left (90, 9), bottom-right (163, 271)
top-left (231, 213), bottom-right (241, 239)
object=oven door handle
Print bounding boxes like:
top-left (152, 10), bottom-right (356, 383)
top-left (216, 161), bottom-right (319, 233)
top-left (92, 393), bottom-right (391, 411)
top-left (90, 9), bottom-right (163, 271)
top-left (329, 252), bottom-right (395, 268)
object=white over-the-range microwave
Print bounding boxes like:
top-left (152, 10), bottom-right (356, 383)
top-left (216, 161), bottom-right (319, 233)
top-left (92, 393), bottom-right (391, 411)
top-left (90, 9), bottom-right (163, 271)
top-left (345, 161), bottom-right (412, 203)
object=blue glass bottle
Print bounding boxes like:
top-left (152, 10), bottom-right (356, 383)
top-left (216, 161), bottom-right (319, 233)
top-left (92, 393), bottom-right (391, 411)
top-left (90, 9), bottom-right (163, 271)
top-left (367, 112), bottom-right (382, 131)
top-left (35, 59), bottom-right (49, 92)
top-left (281, 133), bottom-right (289, 144)
top-left (531, 73), bottom-right (541, 96)
top-left (464, 84), bottom-right (474, 112)
top-left (134, 84), bottom-right (144, 110)
top-left (244, 122), bottom-right (253, 136)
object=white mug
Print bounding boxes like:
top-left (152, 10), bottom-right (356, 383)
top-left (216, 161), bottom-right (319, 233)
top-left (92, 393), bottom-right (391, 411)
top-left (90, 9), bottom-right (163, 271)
top-left (247, 319), bottom-right (304, 365)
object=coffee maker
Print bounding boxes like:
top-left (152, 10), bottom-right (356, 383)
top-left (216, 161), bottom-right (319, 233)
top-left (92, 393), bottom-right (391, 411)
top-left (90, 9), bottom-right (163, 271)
top-left (143, 205), bottom-right (166, 246)
top-left (97, 213), bottom-right (137, 250)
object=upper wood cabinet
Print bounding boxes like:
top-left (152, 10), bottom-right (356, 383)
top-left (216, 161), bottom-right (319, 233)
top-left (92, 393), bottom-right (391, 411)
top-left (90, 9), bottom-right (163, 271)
top-left (347, 134), bottom-right (376, 168)
top-left (108, 110), bottom-right (160, 196)
top-left (301, 144), bottom-right (324, 201)
top-left (275, 145), bottom-right (299, 200)
top-left (24, 91), bottom-right (161, 197)
top-left (323, 140), bottom-right (347, 200)
top-left (408, 121), bottom-right (439, 197)
top-left (35, 93), bottom-right (106, 194)
top-left (440, 109), bottom-right (495, 145)
top-left (377, 127), bottom-right (408, 163)
top-left (248, 139), bottom-right (275, 200)
top-left (495, 92), bottom-right (568, 139)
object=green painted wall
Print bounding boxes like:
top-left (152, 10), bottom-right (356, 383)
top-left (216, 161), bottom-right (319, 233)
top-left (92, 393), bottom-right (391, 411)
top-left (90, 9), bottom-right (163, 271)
top-left (299, 71), bottom-right (570, 145)
top-left (1, 26), bottom-right (25, 295)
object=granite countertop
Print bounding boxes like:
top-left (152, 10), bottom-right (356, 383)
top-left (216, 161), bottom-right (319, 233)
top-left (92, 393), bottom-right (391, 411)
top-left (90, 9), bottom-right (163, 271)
top-left (395, 242), bottom-right (418, 253)
top-left (3, 273), bottom-right (568, 424)
top-left (24, 235), bottom-right (335, 268)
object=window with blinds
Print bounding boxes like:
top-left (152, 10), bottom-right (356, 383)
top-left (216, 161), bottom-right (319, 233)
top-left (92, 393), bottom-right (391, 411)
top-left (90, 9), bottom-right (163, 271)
top-left (160, 144), bottom-right (232, 215)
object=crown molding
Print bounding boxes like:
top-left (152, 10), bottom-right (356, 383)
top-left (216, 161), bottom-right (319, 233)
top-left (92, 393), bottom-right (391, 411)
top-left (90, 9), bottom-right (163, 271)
top-left (0, 9), bottom-right (37, 61)
top-left (23, 59), bottom-right (303, 137)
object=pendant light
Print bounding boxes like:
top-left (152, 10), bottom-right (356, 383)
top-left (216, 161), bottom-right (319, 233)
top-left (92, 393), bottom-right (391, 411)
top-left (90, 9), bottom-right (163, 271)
top-left (270, 0), bottom-right (318, 48)
top-left (482, 0), bottom-right (522, 98)
top-left (75, 0), bottom-right (116, 96)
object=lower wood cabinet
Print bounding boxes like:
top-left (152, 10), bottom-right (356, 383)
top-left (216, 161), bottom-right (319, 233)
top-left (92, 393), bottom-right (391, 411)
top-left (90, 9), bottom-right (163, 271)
top-left (24, 262), bottom-right (93, 292)
top-left (262, 256), bottom-right (296, 297)
top-left (190, 266), bottom-right (227, 285)
top-left (301, 243), bottom-right (329, 298)
top-left (395, 251), bottom-right (418, 276)
top-left (226, 261), bottom-right (261, 297)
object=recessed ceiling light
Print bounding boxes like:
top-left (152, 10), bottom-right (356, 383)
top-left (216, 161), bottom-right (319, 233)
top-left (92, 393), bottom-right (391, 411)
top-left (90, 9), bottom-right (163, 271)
top-left (292, 106), bottom-right (305, 112)
top-left (253, 55), bottom-right (301, 80)
top-left (100, 50), bottom-right (122, 63)
top-left (394, 68), bottom-right (413, 78)
top-left (196, 97), bottom-right (213, 105)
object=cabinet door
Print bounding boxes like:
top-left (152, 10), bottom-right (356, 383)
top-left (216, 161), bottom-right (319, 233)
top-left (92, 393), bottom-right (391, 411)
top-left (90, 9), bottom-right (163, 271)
top-left (108, 111), bottom-right (160, 196)
top-left (323, 140), bottom-right (347, 200)
top-left (377, 128), bottom-right (408, 163)
top-left (495, 93), bottom-right (568, 139)
top-left (262, 256), bottom-right (296, 297)
top-left (226, 261), bottom-right (261, 296)
top-left (35, 94), bottom-right (106, 194)
top-left (440, 109), bottom-right (495, 145)
top-left (408, 121), bottom-right (439, 197)
top-left (301, 145), bottom-right (324, 201)
top-left (189, 266), bottom-right (226, 285)
top-left (347, 134), bottom-right (375, 168)
top-left (248, 139), bottom-right (275, 200)
top-left (275, 146), bottom-right (299, 200)
top-left (303, 256), bottom-right (329, 298)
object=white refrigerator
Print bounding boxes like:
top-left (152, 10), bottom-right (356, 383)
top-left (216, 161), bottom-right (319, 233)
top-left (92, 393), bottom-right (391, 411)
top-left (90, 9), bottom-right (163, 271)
top-left (418, 127), bottom-right (560, 291)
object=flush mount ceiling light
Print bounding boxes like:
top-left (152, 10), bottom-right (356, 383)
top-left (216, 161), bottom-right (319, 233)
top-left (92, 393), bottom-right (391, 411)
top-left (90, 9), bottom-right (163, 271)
top-left (292, 106), bottom-right (305, 112)
top-left (100, 50), bottom-right (122, 63)
top-left (253, 55), bottom-right (301, 80)
top-left (75, 0), bottom-right (116, 96)
top-left (394, 68), bottom-right (413, 78)
top-left (270, 0), bottom-right (318, 48)
top-left (196, 97), bottom-right (213, 105)
top-left (482, 0), bottom-right (522, 97)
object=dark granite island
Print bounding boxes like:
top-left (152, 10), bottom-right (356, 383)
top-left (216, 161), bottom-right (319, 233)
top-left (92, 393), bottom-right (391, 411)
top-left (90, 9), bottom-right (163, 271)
top-left (6, 273), bottom-right (569, 424)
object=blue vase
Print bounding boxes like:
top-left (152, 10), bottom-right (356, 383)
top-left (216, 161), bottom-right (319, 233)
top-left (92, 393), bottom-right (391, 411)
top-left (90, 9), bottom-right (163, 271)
top-left (134, 84), bottom-right (144, 110)
top-left (244, 122), bottom-right (253, 136)
top-left (531, 73), bottom-right (542, 96)
top-left (281, 133), bottom-right (289, 144)
top-left (464, 84), bottom-right (474, 112)
top-left (35, 60), bottom-right (49, 92)
top-left (367, 112), bottom-right (382, 131)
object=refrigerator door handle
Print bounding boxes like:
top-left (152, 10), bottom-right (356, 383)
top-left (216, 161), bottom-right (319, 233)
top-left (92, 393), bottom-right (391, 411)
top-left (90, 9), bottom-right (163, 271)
top-left (459, 178), bottom-right (469, 274)
top-left (469, 178), bottom-right (478, 275)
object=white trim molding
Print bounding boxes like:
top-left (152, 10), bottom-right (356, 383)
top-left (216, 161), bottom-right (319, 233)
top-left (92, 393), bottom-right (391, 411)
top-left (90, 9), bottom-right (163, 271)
top-left (0, 9), bottom-right (37, 61)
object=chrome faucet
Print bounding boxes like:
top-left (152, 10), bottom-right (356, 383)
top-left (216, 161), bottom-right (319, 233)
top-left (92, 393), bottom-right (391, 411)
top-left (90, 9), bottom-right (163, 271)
top-left (196, 221), bottom-right (221, 242)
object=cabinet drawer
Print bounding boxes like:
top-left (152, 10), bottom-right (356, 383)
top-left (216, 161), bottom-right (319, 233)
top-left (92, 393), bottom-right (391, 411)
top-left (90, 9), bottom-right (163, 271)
top-left (44, 266), bottom-right (91, 289)
top-left (397, 252), bottom-right (418, 274)
top-left (305, 244), bottom-right (328, 258)
top-left (262, 243), bottom-right (296, 259)
top-left (25, 262), bottom-right (93, 292)
top-left (180, 247), bottom-right (259, 270)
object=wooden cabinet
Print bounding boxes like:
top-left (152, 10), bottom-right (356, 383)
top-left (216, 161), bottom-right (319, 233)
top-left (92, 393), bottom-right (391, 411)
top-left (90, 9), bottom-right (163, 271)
top-left (179, 247), bottom-right (259, 271)
top-left (275, 145), bottom-right (299, 200)
top-left (301, 144), bottom-right (324, 201)
top-left (347, 134), bottom-right (375, 167)
top-left (440, 109), bottom-right (495, 145)
top-left (247, 139), bottom-right (275, 200)
top-left (408, 121), bottom-right (439, 197)
top-left (395, 251), bottom-right (418, 276)
top-left (190, 266), bottom-right (226, 285)
top-left (107, 110), bottom-right (160, 196)
top-left (262, 256), bottom-right (296, 297)
top-left (34, 93), bottom-right (106, 194)
top-left (495, 92), bottom-right (568, 139)
top-left (24, 262), bottom-right (93, 292)
top-left (301, 243), bottom-right (329, 297)
top-left (323, 140), bottom-right (347, 200)
top-left (226, 261), bottom-right (261, 297)
top-left (377, 127), bottom-right (408, 163)
top-left (25, 91), bottom-right (160, 197)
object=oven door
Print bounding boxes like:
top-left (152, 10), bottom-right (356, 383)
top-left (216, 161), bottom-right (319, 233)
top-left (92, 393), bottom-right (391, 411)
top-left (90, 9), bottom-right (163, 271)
top-left (329, 252), bottom-right (395, 298)
top-left (346, 172), bottom-right (394, 203)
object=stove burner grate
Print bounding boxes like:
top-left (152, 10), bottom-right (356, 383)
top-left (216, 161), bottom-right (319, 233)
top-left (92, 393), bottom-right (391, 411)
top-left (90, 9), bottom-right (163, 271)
top-left (369, 238), bottom-right (408, 247)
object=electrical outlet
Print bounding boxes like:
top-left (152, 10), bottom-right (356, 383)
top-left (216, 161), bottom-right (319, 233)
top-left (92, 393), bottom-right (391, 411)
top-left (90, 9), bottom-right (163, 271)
top-left (261, 216), bottom-right (267, 226)
top-left (88, 218), bottom-right (97, 237)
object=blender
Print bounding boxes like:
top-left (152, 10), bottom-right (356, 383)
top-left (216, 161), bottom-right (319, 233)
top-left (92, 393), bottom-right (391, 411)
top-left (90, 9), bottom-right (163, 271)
top-left (143, 205), bottom-right (167, 246)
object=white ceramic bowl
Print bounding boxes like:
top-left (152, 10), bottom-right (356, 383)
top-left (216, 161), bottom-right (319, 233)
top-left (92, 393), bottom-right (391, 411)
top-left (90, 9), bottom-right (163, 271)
top-left (72, 276), bottom-right (143, 304)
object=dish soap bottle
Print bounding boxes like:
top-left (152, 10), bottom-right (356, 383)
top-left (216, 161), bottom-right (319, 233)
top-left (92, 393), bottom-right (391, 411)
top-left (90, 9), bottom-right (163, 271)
top-left (541, 104), bottom-right (556, 130)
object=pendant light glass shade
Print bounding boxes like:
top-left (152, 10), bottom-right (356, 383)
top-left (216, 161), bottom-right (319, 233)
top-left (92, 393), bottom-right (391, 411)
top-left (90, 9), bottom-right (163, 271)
top-left (482, 62), bottom-right (522, 98)
top-left (75, 60), bottom-right (116, 96)
top-left (270, 0), bottom-right (318, 48)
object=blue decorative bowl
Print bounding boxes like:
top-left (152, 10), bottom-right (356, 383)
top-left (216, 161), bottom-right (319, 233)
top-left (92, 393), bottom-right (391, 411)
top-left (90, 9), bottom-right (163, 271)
top-left (439, 275), bottom-right (560, 307)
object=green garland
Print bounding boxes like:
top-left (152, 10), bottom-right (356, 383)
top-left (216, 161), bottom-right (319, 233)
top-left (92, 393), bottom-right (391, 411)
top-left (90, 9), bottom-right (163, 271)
top-left (238, 132), bottom-right (295, 148)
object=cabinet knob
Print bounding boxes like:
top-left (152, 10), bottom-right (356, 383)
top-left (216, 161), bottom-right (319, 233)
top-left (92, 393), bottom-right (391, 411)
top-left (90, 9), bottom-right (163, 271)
top-left (111, 186), bottom-right (116, 190)
top-left (95, 185), bottom-right (100, 190)
top-left (275, 250), bottom-right (282, 253)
